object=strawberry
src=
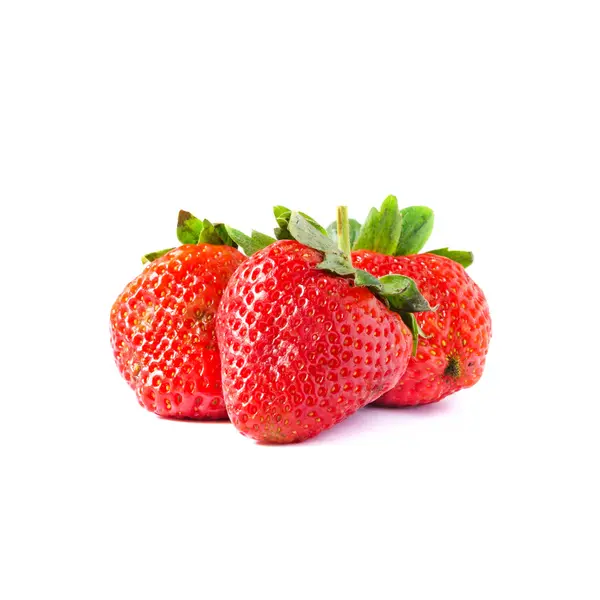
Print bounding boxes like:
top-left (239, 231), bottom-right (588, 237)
top-left (110, 211), bottom-right (247, 419)
top-left (334, 195), bottom-right (491, 406)
top-left (216, 208), bottom-right (432, 443)
top-left (352, 251), bottom-right (491, 406)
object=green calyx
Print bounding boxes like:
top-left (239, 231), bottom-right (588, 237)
top-left (427, 248), bottom-right (474, 268)
top-left (351, 196), bottom-right (434, 256)
top-left (142, 209), bottom-right (242, 264)
top-left (224, 227), bottom-right (275, 256)
top-left (395, 205), bottom-right (435, 255)
top-left (176, 210), bottom-right (206, 244)
top-left (274, 206), bottom-right (327, 240)
top-left (324, 195), bottom-right (472, 268)
top-left (326, 217), bottom-right (362, 248)
top-left (141, 248), bottom-right (175, 264)
top-left (353, 195), bottom-right (404, 255)
top-left (176, 210), bottom-right (236, 247)
top-left (288, 210), bottom-right (433, 353)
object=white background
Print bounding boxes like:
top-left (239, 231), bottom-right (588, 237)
top-left (1, 2), bottom-right (599, 599)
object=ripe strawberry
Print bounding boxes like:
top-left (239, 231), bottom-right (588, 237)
top-left (335, 195), bottom-right (491, 406)
top-left (110, 211), bottom-right (246, 419)
top-left (216, 209), bottom-right (431, 443)
top-left (352, 251), bottom-right (491, 405)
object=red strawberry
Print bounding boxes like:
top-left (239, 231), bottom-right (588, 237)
top-left (330, 195), bottom-right (491, 406)
top-left (352, 251), bottom-right (491, 405)
top-left (110, 212), bottom-right (246, 419)
top-left (216, 209), bottom-right (431, 443)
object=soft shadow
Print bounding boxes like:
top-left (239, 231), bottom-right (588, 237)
top-left (255, 438), bottom-right (304, 448)
top-left (302, 410), bottom-right (373, 445)
top-left (157, 414), bottom-right (232, 425)
top-left (303, 399), bottom-right (457, 446)
top-left (159, 399), bottom-right (456, 445)
top-left (366, 400), bottom-right (453, 417)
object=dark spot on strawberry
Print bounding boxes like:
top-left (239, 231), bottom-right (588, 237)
top-left (190, 309), bottom-right (216, 333)
top-left (444, 355), bottom-right (462, 379)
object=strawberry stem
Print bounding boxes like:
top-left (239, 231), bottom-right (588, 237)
top-left (336, 206), bottom-right (352, 259)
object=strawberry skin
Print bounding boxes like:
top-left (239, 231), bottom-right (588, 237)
top-left (352, 250), bottom-right (491, 406)
top-left (216, 240), bottom-right (413, 443)
top-left (110, 244), bottom-right (246, 419)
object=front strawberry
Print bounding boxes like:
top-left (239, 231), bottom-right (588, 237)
top-left (216, 209), bottom-right (431, 443)
top-left (110, 211), bottom-right (246, 419)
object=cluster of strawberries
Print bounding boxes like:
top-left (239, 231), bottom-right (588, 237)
top-left (110, 196), bottom-right (491, 444)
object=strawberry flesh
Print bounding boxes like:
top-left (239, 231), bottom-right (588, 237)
top-left (110, 244), bottom-right (246, 419)
top-left (216, 240), bottom-right (413, 443)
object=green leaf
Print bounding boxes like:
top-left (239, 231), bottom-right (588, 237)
top-left (273, 205), bottom-right (289, 222)
top-left (352, 195), bottom-right (402, 254)
top-left (352, 207), bottom-right (378, 251)
top-left (288, 212), bottom-right (341, 254)
top-left (376, 274), bottom-right (433, 313)
top-left (353, 268), bottom-right (383, 288)
top-left (225, 226), bottom-right (275, 256)
top-left (355, 271), bottom-right (433, 314)
top-left (273, 205), bottom-right (327, 240)
top-left (273, 205), bottom-right (293, 240)
top-left (287, 212), bottom-right (357, 277)
top-left (214, 224), bottom-right (238, 248)
top-left (141, 248), bottom-right (174, 264)
top-left (176, 213), bottom-right (241, 248)
top-left (399, 313), bottom-right (429, 356)
top-left (197, 220), bottom-right (226, 245)
top-left (250, 230), bottom-right (276, 249)
top-left (395, 206), bottom-right (435, 255)
top-left (428, 248), bottom-right (474, 268)
top-left (375, 195), bottom-right (403, 254)
top-left (326, 218), bottom-right (362, 247)
top-left (317, 253), bottom-right (356, 277)
top-left (177, 210), bottom-right (205, 244)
